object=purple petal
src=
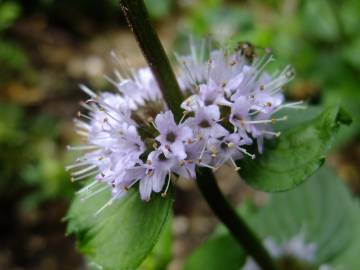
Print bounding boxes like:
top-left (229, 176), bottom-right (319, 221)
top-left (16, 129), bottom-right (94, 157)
top-left (139, 176), bottom-right (153, 201)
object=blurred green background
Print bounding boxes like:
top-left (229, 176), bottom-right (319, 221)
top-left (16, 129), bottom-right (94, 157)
top-left (0, 0), bottom-right (359, 269)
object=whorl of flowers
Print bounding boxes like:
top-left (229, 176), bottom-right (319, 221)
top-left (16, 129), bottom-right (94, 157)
top-left (66, 41), bottom-right (304, 213)
top-left (242, 234), bottom-right (333, 270)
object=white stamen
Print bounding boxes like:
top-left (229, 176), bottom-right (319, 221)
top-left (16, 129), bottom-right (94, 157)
top-left (199, 162), bottom-right (218, 171)
top-left (94, 197), bottom-right (115, 216)
top-left (71, 165), bottom-right (97, 177)
top-left (75, 130), bottom-right (89, 137)
top-left (66, 161), bottom-right (91, 171)
top-left (230, 158), bottom-right (241, 171)
top-left (272, 101), bottom-right (306, 113)
top-left (71, 170), bottom-right (99, 182)
top-left (67, 145), bottom-right (98, 151)
top-left (79, 84), bottom-right (97, 98)
top-left (262, 131), bottom-right (281, 137)
top-left (237, 147), bottom-right (256, 160)
top-left (76, 180), bottom-right (100, 194)
top-left (161, 171), bottom-right (172, 197)
top-left (103, 74), bottom-right (119, 88)
top-left (79, 101), bottom-right (93, 111)
top-left (241, 116), bottom-right (287, 125)
top-left (77, 112), bottom-right (93, 121)
top-left (80, 185), bottom-right (108, 202)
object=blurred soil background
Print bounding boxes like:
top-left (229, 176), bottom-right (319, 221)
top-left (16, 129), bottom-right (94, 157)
top-left (0, 0), bottom-right (359, 269)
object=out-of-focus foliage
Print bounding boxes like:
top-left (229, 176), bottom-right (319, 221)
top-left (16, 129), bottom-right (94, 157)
top-left (0, 103), bottom-right (73, 209)
top-left (0, 1), bottom-right (20, 31)
top-left (145, 0), bottom-right (172, 19)
top-left (0, 0), bottom-right (171, 85)
top-left (21, 0), bottom-right (171, 32)
top-left (180, 0), bottom-right (253, 41)
top-left (0, 1), bottom-right (30, 84)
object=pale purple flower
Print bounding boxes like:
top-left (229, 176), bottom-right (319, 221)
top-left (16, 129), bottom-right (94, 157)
top-left (181, 81), bottom-right (231, 112)
top-left (139, 150), bottom-right (177, 201)
top-left (242, 234), bottom-right (330, 270)
top-left (185, 105), bottom-right (229, 139)
top-left (155, 111), bottom-right (192, 160)
top-left (176, 38), bottom-right (208, 94)
top-left (181, 80), bottom-right (231, 112)
top-left (251, 92), bottom-right (284, 114)
top-left (198, 81), bottom-right (231, 107)
top-left (207, 50), bottom-right (246, 90)
top-left (229, 96), bottom-right (253, 130)
top-left (207, 132), bottom-right (254, 168)
top-left (177, 54), bottom-right (207, 93)
top-left (117, 67), bottom-right (163, 109)
top-left (172, 140), bottom-right (204, 179)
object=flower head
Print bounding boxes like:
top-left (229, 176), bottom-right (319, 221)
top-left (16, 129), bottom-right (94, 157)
top-left (242, 234), bottom-right (332, 270)
top-left (67, 41), bottom-right (302, 210)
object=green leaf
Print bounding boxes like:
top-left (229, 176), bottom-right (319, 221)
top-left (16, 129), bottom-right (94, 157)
top-left (249, 167), bottom-right (358, 266)
top-left (0, 2), bottom-right (21, 31)
top-left (139, 214), bottom-right (173, 270)
top-left (324, 84), bottom-right (360, 147)
top-left (184, 166), bottom-right (360, 269)
top-left (66, 186), bottom-right (173, 270)
top-left (301, 0), bottom-right (339, 42)
top-left (237, 104), bottom-right (350, 192)
top-left (183, 233), bottom-right (246, 270)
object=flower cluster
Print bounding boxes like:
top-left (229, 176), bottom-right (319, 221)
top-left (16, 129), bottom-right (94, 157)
top-left (242, 234), bottom-right (333, 270)
top-left (66, 42), bottom-right (303, 211)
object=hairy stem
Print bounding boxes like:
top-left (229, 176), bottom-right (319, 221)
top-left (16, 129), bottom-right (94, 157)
top-left (119, 1), bottom-right (276, 268)
top-left (119, 0), bottom-right (184, 122)
top-left (197, 168), bottom-right (277, 270)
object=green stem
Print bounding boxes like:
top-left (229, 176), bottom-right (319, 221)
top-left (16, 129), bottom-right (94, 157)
top-left (119, 0), bottom-right (184, 122)
top-left (197, 168), bottom-right (277, 270)
top-left (119, 1), bottom-right (276, 268)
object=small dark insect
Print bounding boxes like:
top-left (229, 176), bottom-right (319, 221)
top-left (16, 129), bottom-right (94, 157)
top-left (236, 42), bottom-right (272, 63)
top-left (237, 41), bottom-right (256, 62)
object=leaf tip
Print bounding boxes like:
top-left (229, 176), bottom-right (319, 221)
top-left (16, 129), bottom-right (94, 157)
top-left (318, 156), bottom-right (326, 168)
top-left (336, 107), bottom-right (353, 126)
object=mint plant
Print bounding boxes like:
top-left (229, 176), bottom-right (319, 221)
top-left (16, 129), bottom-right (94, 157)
top-left (65, 0), bottom-right (352, 269)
